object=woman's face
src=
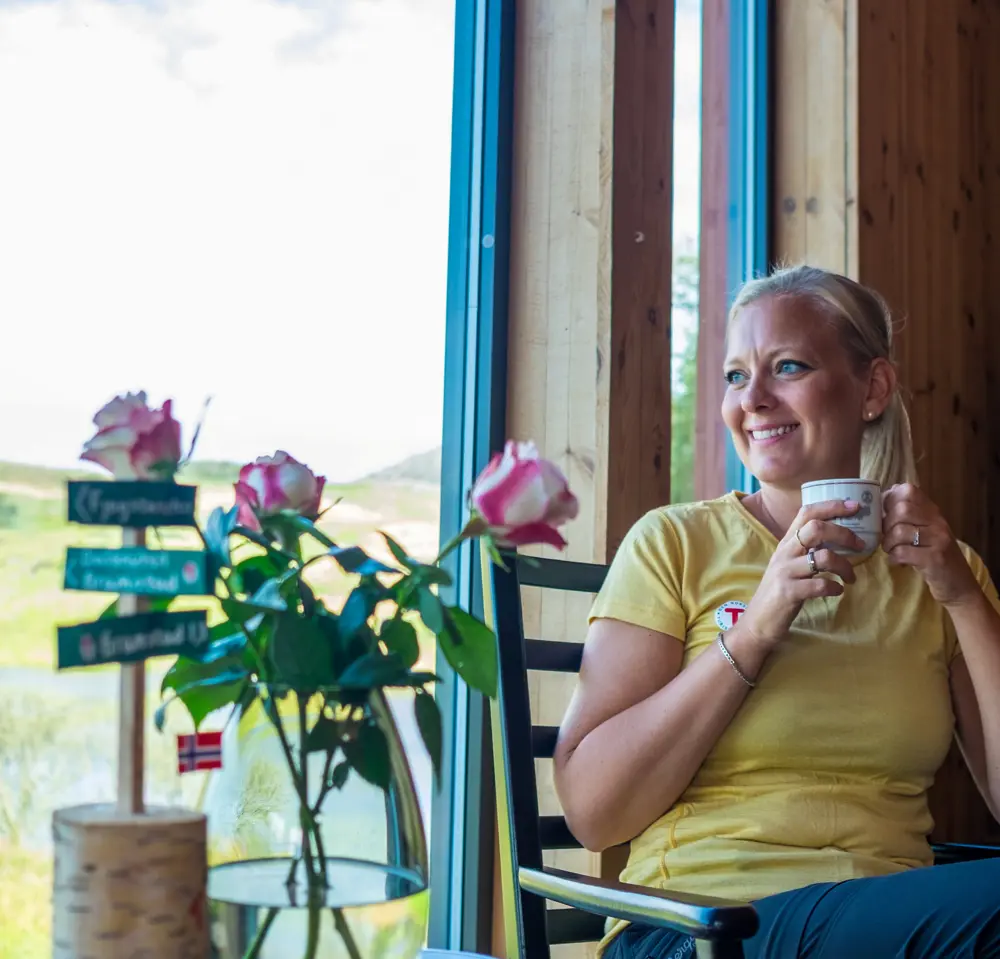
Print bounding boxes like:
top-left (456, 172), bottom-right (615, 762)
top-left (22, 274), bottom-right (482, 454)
top-left (721, 295), bottom-right (879, 492)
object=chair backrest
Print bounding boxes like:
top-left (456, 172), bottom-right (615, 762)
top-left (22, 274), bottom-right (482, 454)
top-left (482, 546), bottom-right (611, 959)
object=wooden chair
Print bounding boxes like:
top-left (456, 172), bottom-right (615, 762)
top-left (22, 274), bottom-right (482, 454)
top-left (481, 549), bottom-right (1000, 959)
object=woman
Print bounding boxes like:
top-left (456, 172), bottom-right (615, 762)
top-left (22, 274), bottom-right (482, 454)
top-left (554, 265), bottom-right (1000, 958)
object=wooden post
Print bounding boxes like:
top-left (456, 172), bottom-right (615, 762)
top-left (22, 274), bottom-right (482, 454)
top-left (116, 526), bottom-right (148, 815)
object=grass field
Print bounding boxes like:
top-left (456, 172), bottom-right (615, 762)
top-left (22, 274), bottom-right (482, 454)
top-left (0, 458), bottom-right (441, 954)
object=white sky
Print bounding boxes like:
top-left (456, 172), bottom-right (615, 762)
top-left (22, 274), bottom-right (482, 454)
top-left (0, 0), bottom-right (701, 481)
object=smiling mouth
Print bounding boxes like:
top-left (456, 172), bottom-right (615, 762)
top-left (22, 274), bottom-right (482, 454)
top-left (748, 424), bottom-right (799, 441)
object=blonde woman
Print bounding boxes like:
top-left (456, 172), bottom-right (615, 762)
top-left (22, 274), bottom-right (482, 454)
top-left (556, 266), bottom-right (1000, 958)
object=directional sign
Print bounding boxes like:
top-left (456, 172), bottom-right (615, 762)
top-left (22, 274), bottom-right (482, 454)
top-left (64, 548), bottom-right (212, 596)
top-left (67, 481), bottom-right (197, 527)
top-left (57, 610), bottom-right (209, 670)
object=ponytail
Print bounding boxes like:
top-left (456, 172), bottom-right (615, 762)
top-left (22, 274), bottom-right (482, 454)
top-left (861, 391), bottom-right (918, 489)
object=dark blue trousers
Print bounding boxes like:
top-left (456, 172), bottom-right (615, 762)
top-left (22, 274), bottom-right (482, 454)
top-left (605, 859), bottom-right (1000, 958)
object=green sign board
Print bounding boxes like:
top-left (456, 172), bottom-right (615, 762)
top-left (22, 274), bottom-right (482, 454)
top-left (64, 548), bottom-right (212, 596)
top-left (67, 481), bottom-right (197, 527)
top-left (57, 610), bottom-right (209, 670)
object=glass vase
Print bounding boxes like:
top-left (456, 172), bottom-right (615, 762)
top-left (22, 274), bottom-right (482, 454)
top-left (202, 685), bottom-right (429, 959)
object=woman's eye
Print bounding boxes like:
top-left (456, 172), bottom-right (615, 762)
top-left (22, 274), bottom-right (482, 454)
top-left (776, 359), bottom-right (808, 375)
top-left (724, 370), bottom-right (746, 385)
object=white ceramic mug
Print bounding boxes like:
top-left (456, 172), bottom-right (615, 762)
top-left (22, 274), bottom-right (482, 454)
top-left (800, 478), bottom-right (882, 557)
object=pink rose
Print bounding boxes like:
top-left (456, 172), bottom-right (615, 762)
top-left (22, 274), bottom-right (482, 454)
top-left (234, 451), bottom-right (326, 531)
top-left (80, 391), bottom-right (182, 480)
top-left (469, 440), bottom-right (579, 549)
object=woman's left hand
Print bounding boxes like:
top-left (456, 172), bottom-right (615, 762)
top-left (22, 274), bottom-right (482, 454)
top-left (882, 483), bottom-right (979, 607)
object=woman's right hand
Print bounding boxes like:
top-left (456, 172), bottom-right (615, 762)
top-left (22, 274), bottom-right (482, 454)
top-left (739, 499), bottom-right (865, 651)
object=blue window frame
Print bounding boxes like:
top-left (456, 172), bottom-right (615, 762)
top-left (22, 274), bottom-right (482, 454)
top-left (726, 0), bottom-right (770, 494)
top-left (431, 0), bottom-right (514, 951)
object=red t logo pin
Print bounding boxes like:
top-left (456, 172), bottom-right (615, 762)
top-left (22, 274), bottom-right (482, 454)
top-left (723, 605), bottom-right (745, 628)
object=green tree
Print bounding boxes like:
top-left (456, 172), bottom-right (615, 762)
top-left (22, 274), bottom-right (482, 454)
top-left (670, 253), bottom-right (699, 503)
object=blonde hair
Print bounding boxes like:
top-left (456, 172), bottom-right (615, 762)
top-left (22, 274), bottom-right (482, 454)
top-left (729, 264), bottom-right (917, 489)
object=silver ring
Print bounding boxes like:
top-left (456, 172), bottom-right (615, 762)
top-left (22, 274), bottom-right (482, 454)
top-left (913, 528), bottom-right (921, 548)
top-left (807, 548), bottom-right (819, 576)
top-left (795, 527), bottom-right (807, 550)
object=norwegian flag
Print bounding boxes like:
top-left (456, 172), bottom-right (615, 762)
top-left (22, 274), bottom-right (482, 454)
top-left (177, 731), bottom-right (223, 774)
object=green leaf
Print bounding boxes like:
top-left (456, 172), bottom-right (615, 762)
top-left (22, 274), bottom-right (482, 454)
top-left (340, 581), bottom-right (391, 639)
top-left (189, 630), bottom-right (246, 665)
top-left (285, 513), bottom-right (337, 550)
top-left (269, 613), bottom-right (335, 689)
top-left (338, 651), bottom-right (408, 689)
top-left (306, 714), bottom-right (340, 754)
top-left (412, 564), bottom-right (453, 587)
top-left (418, 587), bottom-right (445, 634)
top-left (414, 692), bottom-right (442, 786)
top-left (379, 618), bottom-right (420, 668)
top-left (439, 606), bottom-right (498, 698)
top-left (342, 722), bottom-right (391, 790)
top-left (328, 545), bottom-right (397, 577)
top-left (249, 578), bottom-right (287, 611)
top-left (156, 667), bottom-right (249, 731)
top-left (381, 532), bottom-right (417, 570)
top-left (330, 760), bottom-right (350, 790)
top-left (230, 554), bottom-right (281, 595)
top-left (204, 505), bottom-right (240, 569)
top-left (100, 595), bottom-right (174, 620)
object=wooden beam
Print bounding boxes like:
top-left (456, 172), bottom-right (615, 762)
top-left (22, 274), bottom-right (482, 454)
top-left (775, 0), bottom-right (1000, 847)
top-left (853, 0), bottom-right (1000, 846)
top-left (607, 0), bottom-right (675, 554)
top-left (694, 0), bottom-right (730, 501)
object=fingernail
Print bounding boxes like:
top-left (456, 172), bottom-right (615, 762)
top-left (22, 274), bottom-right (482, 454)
top-left (844, 499), bottom-right (858, 508)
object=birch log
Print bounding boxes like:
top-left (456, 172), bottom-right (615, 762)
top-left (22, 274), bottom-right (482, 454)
top-left (52, 803), bottom-right (208, 959)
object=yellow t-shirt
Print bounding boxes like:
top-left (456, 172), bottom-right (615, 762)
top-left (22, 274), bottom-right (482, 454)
top-left (589, 492), bottom-right (1000, 947)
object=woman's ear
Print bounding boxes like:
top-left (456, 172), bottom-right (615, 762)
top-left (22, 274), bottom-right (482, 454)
top-left (864, 357), bottom-right (896, 419)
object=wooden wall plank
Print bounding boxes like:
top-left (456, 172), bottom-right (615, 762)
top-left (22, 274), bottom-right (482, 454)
top-left (503, 1), bottom-right (675, 953)
top-left (773, 0), bottom-right (808, 264)
top-left (852, 0), bottom-right (1000, 844)
top-left (607, 0), bottom-right (675, 555)
top-left (774, 0), bottom-right (1000, 847)
top-left (504, 2), bottom-right (619, 955)
top-left (694, 0), bottom-right (730, 502)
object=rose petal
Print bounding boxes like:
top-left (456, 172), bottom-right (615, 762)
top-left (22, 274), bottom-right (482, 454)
top-left (81, 444), bottom-right (138, 479)
top-left (234, 481), bottom-right (262, 531)
top-left (494, 522), bottom-right (568, 550)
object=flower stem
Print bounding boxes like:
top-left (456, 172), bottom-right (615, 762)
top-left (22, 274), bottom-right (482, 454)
top-left (303, 900), bottom-right (320, 959)
top-left (297, 696), bottom-right (317, 883)
top-left (243, 907), bottom-right (278, 959)
top-left (332, 908), bottom-right (364, 959)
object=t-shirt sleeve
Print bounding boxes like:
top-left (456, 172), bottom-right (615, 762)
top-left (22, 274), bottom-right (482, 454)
top-left (588, 508), bottom-right (686, 641)
top-left (947, 543), bottom-right (1000, 662)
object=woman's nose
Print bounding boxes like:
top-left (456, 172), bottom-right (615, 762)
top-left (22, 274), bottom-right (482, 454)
top-left (741, 375), bottom-right (774, 412)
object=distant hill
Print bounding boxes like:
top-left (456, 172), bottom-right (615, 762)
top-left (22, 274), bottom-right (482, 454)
top-left (363, 447), bottom-right (441, 485)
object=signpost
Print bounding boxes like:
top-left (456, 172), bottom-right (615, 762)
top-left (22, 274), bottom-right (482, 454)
top-left (64, 547), bottom-right (212, 596)
top-left (67, 480), bottom-right (196, 527)
top-left (58, 482), bottom-right (204, 817)
top-left (57, 609), bottom-right (209, 670)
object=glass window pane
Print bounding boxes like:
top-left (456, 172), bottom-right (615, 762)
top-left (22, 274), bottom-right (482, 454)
top-left (0, 2), bottom-right (454, 954)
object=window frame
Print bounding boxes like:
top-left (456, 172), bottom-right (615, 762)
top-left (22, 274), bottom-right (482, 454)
top-left (725, 0), bottom-right (771, 494)
top-left (430, 0), bottom-right (515, 951)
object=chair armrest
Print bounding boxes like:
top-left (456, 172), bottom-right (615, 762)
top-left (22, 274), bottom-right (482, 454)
top-left (932, 841), bottom-right (1000, 865)
top-left (519, 866), bottom-right (759, 942)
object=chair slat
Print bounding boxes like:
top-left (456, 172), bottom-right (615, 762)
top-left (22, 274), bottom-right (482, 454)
top-left (546, 907), bottom-right (607, 944)
top-left (525, 638), bottom-right (584, 672)
top-left (539, 815), bottom-right (581, 849)
top-left (531, 725), bottom-right (560, 758)
top-left (516, 555), bottom-right (607, 593)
